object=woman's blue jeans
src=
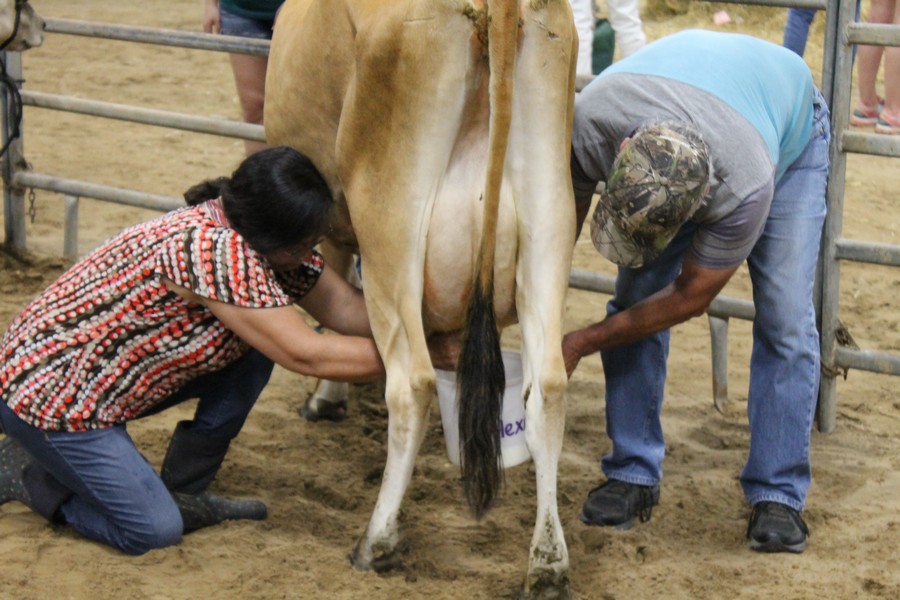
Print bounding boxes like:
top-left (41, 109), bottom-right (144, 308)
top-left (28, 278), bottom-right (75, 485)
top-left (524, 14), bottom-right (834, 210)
top-left (598, 93), bottom-right (831, 511)
top-left (0, 349), bottom-right (273, 554)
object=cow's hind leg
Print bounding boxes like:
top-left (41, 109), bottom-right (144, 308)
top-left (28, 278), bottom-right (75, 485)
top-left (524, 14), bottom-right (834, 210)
top-left (510, 2), bottom-right (577, 598)
top-left (339, 4), bottom-right (477, 572)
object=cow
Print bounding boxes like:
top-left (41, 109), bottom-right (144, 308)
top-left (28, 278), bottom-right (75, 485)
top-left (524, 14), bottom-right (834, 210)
top-left (0, 0), bottom-right (44, 52)
top-left (264, 0), bottom-right (577, 597)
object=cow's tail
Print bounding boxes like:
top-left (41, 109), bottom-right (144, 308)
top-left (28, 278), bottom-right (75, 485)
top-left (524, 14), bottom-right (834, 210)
top-left (458, 0), bottom-right (518, 519)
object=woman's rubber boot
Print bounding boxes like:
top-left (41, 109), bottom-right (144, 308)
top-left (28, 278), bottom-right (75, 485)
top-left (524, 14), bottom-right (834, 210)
top-left (0, 436), bottom-right (32, 506)
top-left (160, 421), bottom-right (267, 532)
top-left (0, 437), bottom-right (72, 523)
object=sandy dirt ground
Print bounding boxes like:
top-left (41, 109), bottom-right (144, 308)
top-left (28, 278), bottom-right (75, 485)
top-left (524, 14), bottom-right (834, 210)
top-left (1, 1), bottom-right (898, 599)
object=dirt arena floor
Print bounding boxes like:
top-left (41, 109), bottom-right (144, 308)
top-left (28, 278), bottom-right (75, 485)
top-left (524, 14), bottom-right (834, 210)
top-left (1, 1), bottom-right (898, 599)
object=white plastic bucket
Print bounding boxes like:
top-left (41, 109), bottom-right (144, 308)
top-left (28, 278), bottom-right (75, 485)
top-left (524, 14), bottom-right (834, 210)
top-left (434, 350), bottom-right (530, 468)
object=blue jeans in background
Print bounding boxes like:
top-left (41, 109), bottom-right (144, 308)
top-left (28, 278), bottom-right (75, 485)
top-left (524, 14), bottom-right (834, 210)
top-left (783, 4), bottom-right (860, 59)
top-left (599, 92), bottom-right (831, 511)
top-left (219, 6), bottom-right (275, 40)
top-left (0, 348), bottom-right (273, 554)
top-left (784, 8), bottom-right (817, 56)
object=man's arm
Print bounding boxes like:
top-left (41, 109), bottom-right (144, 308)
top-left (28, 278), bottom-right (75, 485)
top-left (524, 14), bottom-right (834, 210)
top-left (575, 197), bottom-right (592, 240)
top-left (562, 258), bottom-right (740, 376)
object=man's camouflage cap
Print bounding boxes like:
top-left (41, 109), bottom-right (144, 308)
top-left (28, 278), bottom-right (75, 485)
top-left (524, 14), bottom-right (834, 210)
top-left (591, 121), bottom-right (711, 268)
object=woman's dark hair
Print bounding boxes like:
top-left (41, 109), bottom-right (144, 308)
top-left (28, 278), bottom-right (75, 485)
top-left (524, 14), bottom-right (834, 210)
top-left (183, 146), bottom-right (333, 253)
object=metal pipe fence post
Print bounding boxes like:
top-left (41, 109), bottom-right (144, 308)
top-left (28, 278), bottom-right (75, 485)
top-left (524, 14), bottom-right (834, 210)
top-left (63, 194), bottom-right (79, 260)
top-left (1, 51), bottom-right (26, 251)
top-left (708, 315), bottom-right (731, 414)
top-left (817, 0), bottom-right (869, 433)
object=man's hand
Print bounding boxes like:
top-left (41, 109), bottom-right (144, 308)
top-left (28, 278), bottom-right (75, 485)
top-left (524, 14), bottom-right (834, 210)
top-left (562, 331), bottom-right (584, 379)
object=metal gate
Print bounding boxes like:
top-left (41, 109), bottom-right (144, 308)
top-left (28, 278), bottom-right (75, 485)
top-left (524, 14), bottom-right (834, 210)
top-left (2, 3), bottom-right (898, 432)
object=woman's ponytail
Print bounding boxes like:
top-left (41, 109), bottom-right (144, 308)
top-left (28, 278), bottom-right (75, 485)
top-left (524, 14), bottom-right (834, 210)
top-left (183, 177), bottom-right (230, 206)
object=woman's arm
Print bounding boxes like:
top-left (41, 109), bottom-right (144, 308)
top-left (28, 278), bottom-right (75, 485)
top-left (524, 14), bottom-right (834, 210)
top-left (162, 278), bottom-right (384, 382)
top-left (296, 266), bottom-right (462, 370)
top-left (295, 265), bottom-right (372, 337)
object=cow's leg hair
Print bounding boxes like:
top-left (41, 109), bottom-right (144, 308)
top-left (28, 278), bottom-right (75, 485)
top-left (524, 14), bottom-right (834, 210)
top-left (300, 241), bottom-right (361, 422)
top-left (509, 2), bottom-right (577, 598)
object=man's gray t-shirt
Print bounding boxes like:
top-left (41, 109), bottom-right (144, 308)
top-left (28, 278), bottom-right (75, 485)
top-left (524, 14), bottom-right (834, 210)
top-left (571, 74), bottom-right (776, 269)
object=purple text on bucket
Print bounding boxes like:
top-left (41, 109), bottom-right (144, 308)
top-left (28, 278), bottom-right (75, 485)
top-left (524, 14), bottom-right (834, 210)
top-left (501, 418), bottom-right (526, 438)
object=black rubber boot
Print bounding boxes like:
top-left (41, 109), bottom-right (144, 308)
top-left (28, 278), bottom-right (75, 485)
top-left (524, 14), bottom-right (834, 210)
top-left (0, 436), bottom-right (32, 506)
top-left (0, 437), bottom-right (72, 523)
top-left (160, 421), bottom-right (267, 532)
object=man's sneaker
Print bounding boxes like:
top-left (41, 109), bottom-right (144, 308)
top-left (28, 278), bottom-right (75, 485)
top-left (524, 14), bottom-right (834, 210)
top-left (849, 98), bottom-right (883, 127)
top-left (747, 501), bottom-right (809, 553)
top-left (580, 479), bottom-right (659, 530)
top-left (875, 109), bottom-right (900, 135)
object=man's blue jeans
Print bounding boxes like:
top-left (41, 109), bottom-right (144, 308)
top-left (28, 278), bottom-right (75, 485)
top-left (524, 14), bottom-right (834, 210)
top-left (0, 349), bottom-right (273, 554)
top-left (599, 93), bottom-right (830, 511)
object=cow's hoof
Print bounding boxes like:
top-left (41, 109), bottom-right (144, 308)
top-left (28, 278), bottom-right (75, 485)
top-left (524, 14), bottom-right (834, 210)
top-left (517, 572), bottom-right (572, 600)
top-left (299, 396), bottom-right (347, 422)
top-left (349, 537), bottom-right (408, 573)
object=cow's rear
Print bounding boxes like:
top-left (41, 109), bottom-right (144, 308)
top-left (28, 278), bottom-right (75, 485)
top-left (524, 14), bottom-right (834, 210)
top-left (265, 1), bottom-right (576, 597)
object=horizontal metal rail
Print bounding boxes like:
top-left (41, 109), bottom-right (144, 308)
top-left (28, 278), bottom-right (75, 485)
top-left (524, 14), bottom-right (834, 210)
top-left (835, 347), bottom-right (900, 376)
top-left (21, 90), bottom-right (266, 142)
top-left (11, 178), bottom-right (770, 327)
top-left (834, 239), bottom-right (900, 267)
top-left (13, 171), bottom-right (183, 212)
top-left (846, 22), bottom-right (900, 46)
top-left (700, 0), bottom-right (826, 8)
top-left (45, 18), bottom-right (270, 55)
top-left (841, 131), bottom-right (900, 158)
top-left (568, 269), bottom-right (756, 321)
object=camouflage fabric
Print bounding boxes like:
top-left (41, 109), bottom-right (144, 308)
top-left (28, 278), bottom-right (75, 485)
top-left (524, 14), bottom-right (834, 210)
top-left (591, 121), bottom-right (711, 268)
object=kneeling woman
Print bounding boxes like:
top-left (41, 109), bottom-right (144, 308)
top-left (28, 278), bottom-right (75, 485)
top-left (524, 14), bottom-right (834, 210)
top-left (0, 146), bottom-right (452, 554)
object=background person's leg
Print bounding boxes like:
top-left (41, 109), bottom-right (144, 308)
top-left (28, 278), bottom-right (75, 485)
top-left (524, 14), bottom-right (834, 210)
top-left (570, 0), bottom-right (595, 76)
top-left (606, 0), bottom-right (646, 58)
top-left (782, 8), bottom-right (816, 57)
top-left (229, 53), bottom-right (269, 155)
top-left (856, 0), bottom-right (894, 109)
top-left (876, 1), bottom-right (900, 130)
top-left (218, 8), bottom-right (274, 155)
